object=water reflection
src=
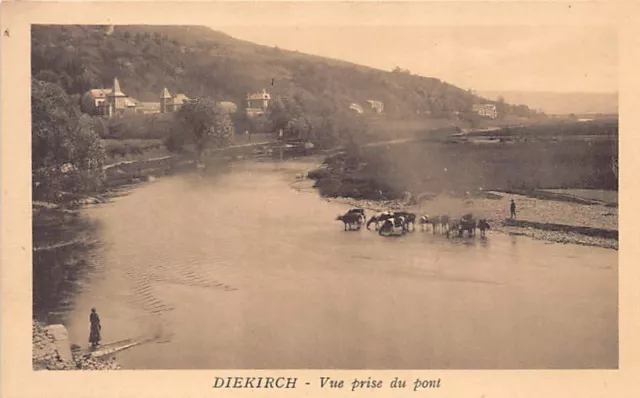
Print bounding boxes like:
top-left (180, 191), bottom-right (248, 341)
top-left (32, 207), bottom-right (103, 324)
top-left (59, 159), bottom-right (617, 369)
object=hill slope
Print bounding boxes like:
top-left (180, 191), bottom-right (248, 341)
top-left (31, 25), bottom-right (539, 119)
top-left (479, 91), bottom-right (618, 115)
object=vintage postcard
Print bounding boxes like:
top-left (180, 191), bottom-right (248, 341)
top-left (1, 0), bottom-right (638, 397)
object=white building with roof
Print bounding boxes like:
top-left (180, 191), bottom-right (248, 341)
top-left (349, 103), bottom-right (364, 114)
top-left (366, 100), bottom-right (384, 114)
top-left (472, 103), bottom-right (498, 119)
top-left (246, 89), bottom-right (271, 117)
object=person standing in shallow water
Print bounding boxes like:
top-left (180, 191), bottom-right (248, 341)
top-left (510, 199), bottom-right (517, 219)
top-left (89, 308), bottom-right (101, 348)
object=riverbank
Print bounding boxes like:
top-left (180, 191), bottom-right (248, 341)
top-left (33, 320), bottom-right (120, 370)
top-left (370, 192), bottom-right (616, 249)
top-left (293, 173), bottom-right (618, 250)
top-left (303, 120), bottom-right (617, 250)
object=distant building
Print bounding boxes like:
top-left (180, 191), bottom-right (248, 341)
top-left (137, 102), bottom-right (162, 115)
top-left (81, 88), bottom-right (112, 114)
top-left (473, 104), bottom-right (498, 119)
top-left (349, 103), bottom-right (364, 114)
top-left (160, 88), bottom-right (190, 113)
top-left (246, 89), bottom-right (271, 117)
top-left (366, 100), bottom-right (384, 114)
top-left (82, 79), bottom-right (193, 117)
top-left (81, 77), bottom-right (137, 117)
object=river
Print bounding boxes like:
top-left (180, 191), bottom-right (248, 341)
top-left (62, 158), bottom-right (618, 369)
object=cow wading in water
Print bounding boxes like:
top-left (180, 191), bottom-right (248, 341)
top-left (427, 215), bottom-right (450, 235)
top-left (448, 213), bottom-right (477, 238)
top-left (366, 212), bottom-right (393, 231)
top-left (378, 216), bottom-right (407, 237)
top-left (336, 211), bottom-right (364, 231)
top-left (393, 211), bottom-right (417, 232)
top-left (477, 218), bottom-right (491, 238)
top-left (367, 211), bottom-right (416, 232)
top-left (345, 208), bottom-right (366, 224)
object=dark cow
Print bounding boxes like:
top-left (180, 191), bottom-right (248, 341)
top-left (458, 218), bottom-right (477, 237)
top-left (445, 219), bottom-right (458, 239)
top-left (336, 212), bottom-right (363, 231)
top-left (435, 215), bottom-right (451, 235)
top-left (346, 208), bottom-right (366, 224)
top-left (393, 211), bottom-right (417, 232)
top-left (477, 219), bottom-right (491, 238)
top-left (447, 216), bottom-right (476, 238)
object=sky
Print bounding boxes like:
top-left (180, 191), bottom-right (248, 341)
top-left (215, 25), bottom-right (617, 94)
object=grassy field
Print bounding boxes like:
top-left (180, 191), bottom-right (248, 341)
top-left (102, 139), bottom-right (167, 164)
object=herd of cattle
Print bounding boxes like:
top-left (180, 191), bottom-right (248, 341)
top-left (336, 208), bottom-right (491, 238)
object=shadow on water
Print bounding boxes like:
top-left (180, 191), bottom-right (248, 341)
top-left (32, 207), bottom-right (103, 325)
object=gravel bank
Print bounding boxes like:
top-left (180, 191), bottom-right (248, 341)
top-left (294, 176), bottom-right (618, 250)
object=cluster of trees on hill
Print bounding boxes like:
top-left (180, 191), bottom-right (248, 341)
top-left (166, 98), bottom-right (236, 159)
top-left (258, 94), bottom-right (370, 148)
top-left (31, 25), bottom-right (543, 120)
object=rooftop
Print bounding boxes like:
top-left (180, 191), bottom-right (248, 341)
top-left (247, 89), bottom-right (270, 100)
top-left (161, 87), bottom-right (172, 99)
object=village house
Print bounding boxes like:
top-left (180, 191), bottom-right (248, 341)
top-left (349, 103), bottom-right (364, 114)
top-left (136, 102), bottom-right (162, 115)
top-left (366, 100), bottom-right (384, 114)
top-left (83, 78), bottom-right (232, 117)
top-left (472, 103), bottom-right (498, 119)
top-left (246, 89), bottom-right (271, 117)
top-left (160, 88), bottom-right (190, 113)
top-left (81, 77), bottom-right (137, 117)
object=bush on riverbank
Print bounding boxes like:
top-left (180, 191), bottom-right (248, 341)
top-left (101, 113), bottom-right (174, 140)
top-left (103, 139), bottom-right (166, 161)
top-left (32, 79), bottom-right (107, 203)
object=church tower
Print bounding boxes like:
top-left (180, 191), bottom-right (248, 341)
top-left (107, 77), bottom-right (127, 116)
top-left (160, 87), bottom-right (172, 113)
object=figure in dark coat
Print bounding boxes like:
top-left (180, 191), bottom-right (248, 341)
top-left (510, 199), bottom-right (517, 219)
top-left (89, 308), bottom-right (101, 348)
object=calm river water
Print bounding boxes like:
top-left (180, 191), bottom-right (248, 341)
top-left (64, 158), bottom-right (618, 369)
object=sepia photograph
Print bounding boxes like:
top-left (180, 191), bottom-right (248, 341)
top-left (4, 5), bottom-right (639, 398)
top-left (27, 19), bottom-right (620, 372)
top-left (3, 0), bottom-right (640, 396)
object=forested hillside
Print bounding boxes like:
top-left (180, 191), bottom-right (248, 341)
top-left (31, 25), bottom-right (540, 119)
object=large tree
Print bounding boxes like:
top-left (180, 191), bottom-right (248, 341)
top-left (173, 98), bottom-right (235, 160)
top-left (32, 78), bottom-right (106, 202)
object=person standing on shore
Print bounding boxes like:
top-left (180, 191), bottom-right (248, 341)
top-left (89, 308), bottom-right (101, 348)
top-left (510, 199), bottom-right (517, 219)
